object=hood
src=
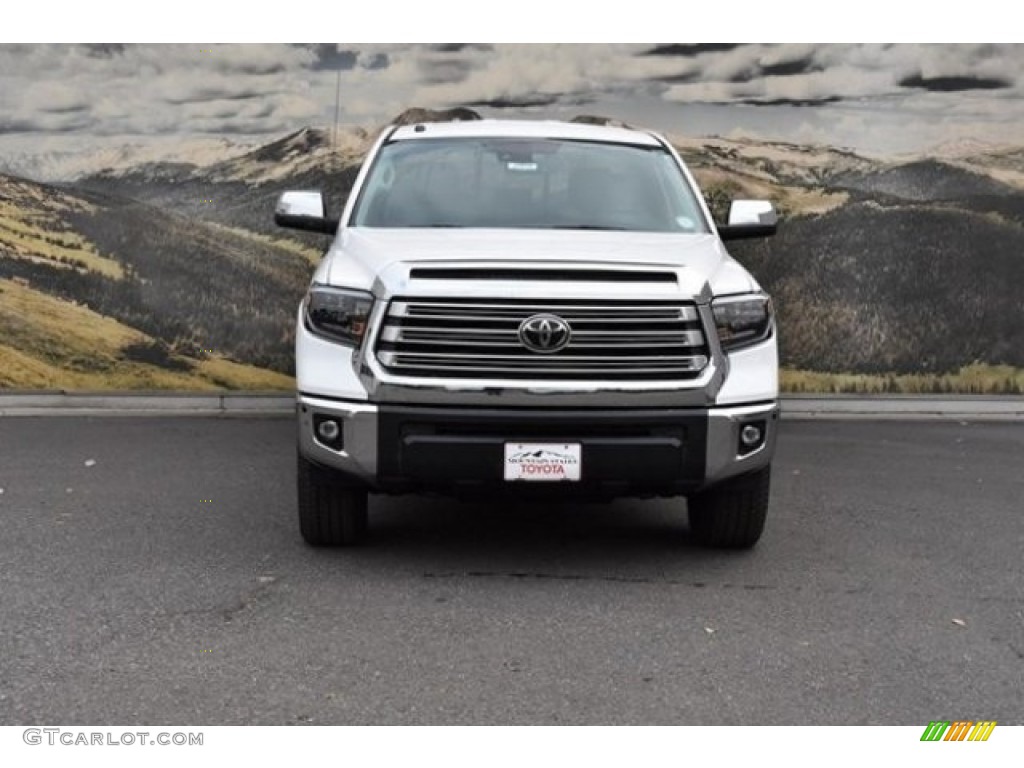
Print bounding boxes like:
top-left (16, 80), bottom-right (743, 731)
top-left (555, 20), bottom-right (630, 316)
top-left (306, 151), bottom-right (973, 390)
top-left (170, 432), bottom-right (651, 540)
top-left (325, 228), bottom-right (759, 299)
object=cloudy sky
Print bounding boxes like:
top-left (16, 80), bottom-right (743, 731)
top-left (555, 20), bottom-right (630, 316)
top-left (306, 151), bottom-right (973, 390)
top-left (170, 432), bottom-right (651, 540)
top-left (1, 44), bottom-right (1022, 158)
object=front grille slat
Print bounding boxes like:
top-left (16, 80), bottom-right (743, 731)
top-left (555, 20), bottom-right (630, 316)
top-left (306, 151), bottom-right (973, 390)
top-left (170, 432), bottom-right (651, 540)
top-left (384, 327), bottom-right (705, 348)
top-left (394, 301), bottom-right (698, 320)
top-left (380, 351), bottom-right (707, 364)
top-left (398, 316), bottom-right (694, 326)
top-left (375, 297), bottom-right (709, 381)
top-left (389, 339), bottom-right (704, 351)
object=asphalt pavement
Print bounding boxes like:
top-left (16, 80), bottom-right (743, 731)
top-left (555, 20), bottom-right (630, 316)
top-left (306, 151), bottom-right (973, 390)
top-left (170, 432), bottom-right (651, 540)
top-left (0, 416), bottom-right (1021, 725)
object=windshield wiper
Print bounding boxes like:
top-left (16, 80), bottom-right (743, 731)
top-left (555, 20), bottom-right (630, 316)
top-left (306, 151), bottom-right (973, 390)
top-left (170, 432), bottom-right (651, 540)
top-left (549, 224), bottom-right (630, 231)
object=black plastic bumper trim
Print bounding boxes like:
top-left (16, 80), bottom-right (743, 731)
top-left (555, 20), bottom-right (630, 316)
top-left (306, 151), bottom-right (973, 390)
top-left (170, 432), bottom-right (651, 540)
top-left (375, 405), bottom-right (708, 497)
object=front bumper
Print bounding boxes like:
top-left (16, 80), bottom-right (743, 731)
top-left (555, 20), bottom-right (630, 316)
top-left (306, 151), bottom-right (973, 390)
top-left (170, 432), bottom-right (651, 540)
top-left (298, 395), bottom-right (779, 498)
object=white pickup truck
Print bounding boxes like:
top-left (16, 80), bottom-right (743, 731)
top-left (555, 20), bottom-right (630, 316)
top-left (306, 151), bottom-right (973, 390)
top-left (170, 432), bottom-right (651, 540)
top-left (276, 118), bottom-right (779, 549)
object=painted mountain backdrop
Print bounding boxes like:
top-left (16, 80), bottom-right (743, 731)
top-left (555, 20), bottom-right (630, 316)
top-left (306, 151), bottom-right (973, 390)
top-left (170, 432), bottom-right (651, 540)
top-left (1, 108), bottom-right (1023, 392)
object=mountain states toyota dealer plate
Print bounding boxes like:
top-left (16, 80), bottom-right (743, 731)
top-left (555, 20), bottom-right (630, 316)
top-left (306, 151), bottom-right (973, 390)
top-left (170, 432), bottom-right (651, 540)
top-left (504, 443), bottom-right (581, 482)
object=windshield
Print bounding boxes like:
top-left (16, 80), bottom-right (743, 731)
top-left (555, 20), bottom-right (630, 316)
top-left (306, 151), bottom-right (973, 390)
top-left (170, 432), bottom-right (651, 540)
top-left (350, 137), bottom-right (710, 233)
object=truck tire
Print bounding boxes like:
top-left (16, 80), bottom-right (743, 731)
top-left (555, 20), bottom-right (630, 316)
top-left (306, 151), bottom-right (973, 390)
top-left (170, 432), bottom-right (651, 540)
top-left (687, 466), bottom-right (770, 549)
top-left (297, 454), bottom-right (368, 546)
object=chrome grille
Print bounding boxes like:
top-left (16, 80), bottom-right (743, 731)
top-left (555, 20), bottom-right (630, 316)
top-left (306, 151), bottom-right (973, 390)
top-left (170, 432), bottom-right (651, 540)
top-left (374, 298), bottom-right (709, 380)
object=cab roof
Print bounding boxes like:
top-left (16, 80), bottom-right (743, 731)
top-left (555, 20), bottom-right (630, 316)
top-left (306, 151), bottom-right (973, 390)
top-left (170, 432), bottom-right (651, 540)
top-left (388, 118), bottom-right (664, 147)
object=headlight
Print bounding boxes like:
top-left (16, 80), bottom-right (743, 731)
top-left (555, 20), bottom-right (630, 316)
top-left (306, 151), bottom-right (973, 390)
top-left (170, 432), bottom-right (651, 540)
top-left (712, 294), bottom-right (773, 351)
top-left (304, 285), bottom-right (374, 347)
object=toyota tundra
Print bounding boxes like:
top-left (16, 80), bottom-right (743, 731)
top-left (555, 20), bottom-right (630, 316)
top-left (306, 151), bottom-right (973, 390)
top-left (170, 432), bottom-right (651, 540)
top-left (275, 118), bottom-right (780, 549)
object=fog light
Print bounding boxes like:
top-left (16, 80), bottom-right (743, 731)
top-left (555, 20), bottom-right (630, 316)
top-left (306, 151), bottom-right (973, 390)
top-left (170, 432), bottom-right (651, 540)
top-left (737, 421), bottom-right (767, 456)
top-left (740, 424), bottom-right (762, 447)
top-left (317, 419), bottom-right (340, 442)
top-left (313, 415), bottom-right (343, 449)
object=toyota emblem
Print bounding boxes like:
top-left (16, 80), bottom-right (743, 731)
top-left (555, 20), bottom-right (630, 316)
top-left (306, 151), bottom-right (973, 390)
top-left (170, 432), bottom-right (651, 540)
top-left (518, 314), bottom-right (572, 353)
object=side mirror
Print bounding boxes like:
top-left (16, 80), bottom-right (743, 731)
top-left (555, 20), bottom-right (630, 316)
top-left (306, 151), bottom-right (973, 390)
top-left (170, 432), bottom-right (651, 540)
top-left (717, 200), bottom-right (778, 241)
top-left (274, 191), bottom-right (339, 235)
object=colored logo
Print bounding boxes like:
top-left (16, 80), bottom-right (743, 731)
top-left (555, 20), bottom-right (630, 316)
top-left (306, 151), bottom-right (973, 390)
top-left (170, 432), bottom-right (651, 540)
top-left (920, 721), bottom-right (996, 741)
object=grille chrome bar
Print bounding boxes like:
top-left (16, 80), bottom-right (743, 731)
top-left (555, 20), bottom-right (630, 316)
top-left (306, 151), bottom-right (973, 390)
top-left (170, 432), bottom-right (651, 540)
top-left (392, 301), bottom-right (698, 321)
top-left (375, 297), bottom-right (709, 381)
top-left (379, 351), bottom-right (708, 364)
top-left (381, 327), bottom-right (705, 347)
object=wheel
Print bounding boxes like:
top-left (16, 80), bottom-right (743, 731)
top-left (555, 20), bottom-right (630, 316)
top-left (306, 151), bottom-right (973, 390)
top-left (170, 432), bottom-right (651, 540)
top-left (296, 454), bottom-right (368, 546)
top-left (687, 466), bottom-right (771, 549)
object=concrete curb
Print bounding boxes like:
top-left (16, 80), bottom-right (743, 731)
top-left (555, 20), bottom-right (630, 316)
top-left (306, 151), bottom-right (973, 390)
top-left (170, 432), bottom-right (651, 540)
top-left (1, 392), bottom-right (1024, 420)
top-left (781, 395), bottom-right (1024, 420)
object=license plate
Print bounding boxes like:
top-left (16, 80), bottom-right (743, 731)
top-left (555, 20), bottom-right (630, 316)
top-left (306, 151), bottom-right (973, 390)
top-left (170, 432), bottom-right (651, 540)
top-left (504, 442), bottom-right (581, 482)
